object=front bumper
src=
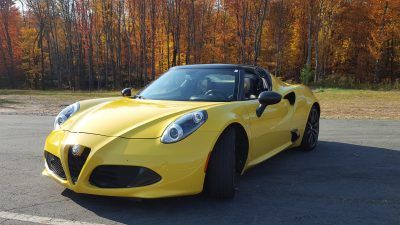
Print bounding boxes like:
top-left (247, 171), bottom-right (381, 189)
top-left (43, 130), bottom-right (219, 198)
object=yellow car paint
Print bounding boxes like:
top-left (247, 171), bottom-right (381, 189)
top-left (43, 73), bottom-right (319, 198)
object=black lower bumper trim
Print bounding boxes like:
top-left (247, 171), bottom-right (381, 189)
top-left (89, 165), bottom-right (161, 188)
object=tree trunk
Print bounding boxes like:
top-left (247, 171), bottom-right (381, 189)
top-left (139, 0), bottom-right (147, 85)
top-left (151, 0), bottom-right (156, 80)
top-left (253, 0), bottom-right (269, 65)
top-left (306, 3), bottom-right (312, 67)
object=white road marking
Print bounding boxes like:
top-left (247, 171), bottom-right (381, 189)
top-left (0, 211), bottom-right (105, 225)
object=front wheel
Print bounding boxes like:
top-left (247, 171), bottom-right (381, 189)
top-left (300, 105), bottom-right (320, 151)
top-left (205, 128), bottom-right (236, 199)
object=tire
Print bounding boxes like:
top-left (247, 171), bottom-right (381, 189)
top-left (301, 105), bottom-right (320, 151)
top-left (205, 128), bottom-right (236, 199)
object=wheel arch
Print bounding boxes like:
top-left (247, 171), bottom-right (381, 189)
top-left (207, 122), bottom-right (249, 174)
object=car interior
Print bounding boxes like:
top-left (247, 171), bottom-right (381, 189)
top-left (139, 69), bottom-right (237, 102)
top-left (187, 74), bottom-right (235, 101)
top-left (243, 72), bottom-right (271, 100)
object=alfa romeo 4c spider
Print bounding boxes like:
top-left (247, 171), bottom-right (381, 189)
top-left (43, 64), bottom-right (320, 199)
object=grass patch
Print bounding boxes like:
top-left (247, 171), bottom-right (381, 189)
top-left (0, 99), bottom-right (20, 105)
top-left (0, 89), bottom-right (121, 97)
top-left (0, 89), bottom-right (124, 115)
top-left (314, 88), bottom-right (400, 120)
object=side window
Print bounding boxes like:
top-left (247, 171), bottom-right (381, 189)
top-left (243, 73), bottom-right (267, 100)
top-left (256, 68), bottom-right (273, 91)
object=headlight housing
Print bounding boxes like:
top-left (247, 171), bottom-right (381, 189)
top-left (54, 102), bottom-right (80, 130)
top-left (161, 110), bottom-right (208, 144)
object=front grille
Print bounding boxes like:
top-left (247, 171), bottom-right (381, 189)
top-left (89, 165), bottom-right (161, 188)
top-left (45, 151), bottom-right (66, 179)
top-left (68, 147), bottom-right (90, 183)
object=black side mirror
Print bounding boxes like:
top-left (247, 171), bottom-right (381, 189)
top-left (256, 91), bottom-right (282, 117)
top-left (121, 88), bottom-right (132, 97)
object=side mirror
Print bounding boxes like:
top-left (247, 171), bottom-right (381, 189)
top-left (121, 88), bottom-right (132, 97)
top-left (256, 91), bottom-right (282, 117)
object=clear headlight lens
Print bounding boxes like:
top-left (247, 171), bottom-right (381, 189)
top-left (161, 110), bottom-right (208, 144)
top-left (54, 102), bottom-right (80, 130)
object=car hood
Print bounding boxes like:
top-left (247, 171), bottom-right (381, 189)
top-left (63, 98), bottom-right (223, 138)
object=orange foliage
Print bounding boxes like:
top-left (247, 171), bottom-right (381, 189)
top-left (0, 0), bottom-right (398, 89)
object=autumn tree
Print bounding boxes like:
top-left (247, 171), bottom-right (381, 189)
top-left (0, 0), bottom-right (398, 89)
top-left (0, 0), bottom-right (20, 88)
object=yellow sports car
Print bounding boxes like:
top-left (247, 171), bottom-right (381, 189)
top-left (43, 64), bottom-right (320, 199)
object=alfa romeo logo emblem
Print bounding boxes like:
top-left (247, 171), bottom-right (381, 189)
top-left (71, 145), bottom-right (82, 156)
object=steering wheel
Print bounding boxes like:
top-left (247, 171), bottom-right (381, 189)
top-left (204, 89), bottom-right (227, 99)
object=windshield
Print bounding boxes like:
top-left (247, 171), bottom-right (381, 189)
top-left (137, 68), bottom-right (238, 102)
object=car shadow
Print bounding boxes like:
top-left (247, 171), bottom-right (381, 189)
top-left (62, 141), bottom-right (400, 225)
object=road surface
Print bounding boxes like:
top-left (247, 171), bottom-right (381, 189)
top-left (0, 115), bottom-right (399, 225)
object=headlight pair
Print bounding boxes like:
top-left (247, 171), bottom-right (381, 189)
top-left (54, 102), bottom-right (80, 130)
top-left (161, 110), bottom-right (208, 144)
top-left (54, 103), bottom-right (206, 143)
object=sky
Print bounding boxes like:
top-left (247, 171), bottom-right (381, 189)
top-left (15, 0), bottom-right (23, 10)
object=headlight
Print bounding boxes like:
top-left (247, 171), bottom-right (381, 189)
top-left (54, 102), bottom-right (80, 130)
top-left (161, 110), bottom-right (208, 144)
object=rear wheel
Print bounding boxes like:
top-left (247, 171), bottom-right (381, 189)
top-left (301, 105), bottom-right (320, 151)
top-left (205, 128), bottom-right (236, 199)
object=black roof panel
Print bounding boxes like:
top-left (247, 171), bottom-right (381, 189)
top-left (171, 64), bottom-right (257, 70)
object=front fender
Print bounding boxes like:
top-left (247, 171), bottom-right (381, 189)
top-left (201, 101), bottom-right (250, 135)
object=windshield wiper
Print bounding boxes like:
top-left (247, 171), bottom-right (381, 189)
top-left (133, 94), bottom-right (145, 99)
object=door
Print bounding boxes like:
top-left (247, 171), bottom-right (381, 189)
top-left (242, 71), bottom-right (291, 165)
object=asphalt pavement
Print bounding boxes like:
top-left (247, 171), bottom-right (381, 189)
top-left (0, 115), bottom-right (399, 225)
